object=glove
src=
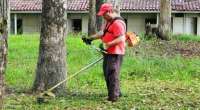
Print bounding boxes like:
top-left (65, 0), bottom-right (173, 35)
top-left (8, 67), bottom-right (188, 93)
top-left (82, 35), bottom-right (93, 45)
top-left (99, 43), bottom-right (107, 52)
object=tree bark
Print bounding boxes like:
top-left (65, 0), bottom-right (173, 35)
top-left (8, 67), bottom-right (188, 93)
top-left (113, 0), bottom-right (121, 15)
top-left (0, 0), bottom-right (9, 109)
top-left (96, 0), bottom-right (104, 31)
top-left (33, 0), bottom-right (67, 96)
top-left (107, 0), bottom-right (121, 15)
top-left (158, 0), bottom-right (171, 40)
top-left (88, 0), bottom-right (96, 36)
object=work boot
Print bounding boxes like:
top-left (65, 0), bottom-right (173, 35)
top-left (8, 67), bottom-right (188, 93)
top-left (107, 97), bottom-right (118, 102)
top-left (119, 92), bottom-right (122, 97)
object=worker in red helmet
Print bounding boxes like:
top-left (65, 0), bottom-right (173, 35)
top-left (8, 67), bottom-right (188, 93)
top-left (83, 3), bottom-right (126, 102)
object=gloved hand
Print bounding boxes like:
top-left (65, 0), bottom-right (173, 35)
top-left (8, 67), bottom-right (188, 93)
top-left (99, 43), bottom-right (107, 52)
top-left (82, 35), bottom-right (93, 45)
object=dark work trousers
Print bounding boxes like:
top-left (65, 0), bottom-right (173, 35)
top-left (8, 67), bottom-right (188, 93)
top-left (103, 54), bottom-right (123, 100)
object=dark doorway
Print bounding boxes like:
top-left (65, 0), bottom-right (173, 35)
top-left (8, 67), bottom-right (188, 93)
top-left (11, 18), bottom-right (14, 34)
top-left (123, 18), bottom-right (127, 31)
top-left (17, 19), bottom-right (23, 34)
top-left (145, 18), bottom-right (157, 25)
top-left (72, 19), bottom-right (82, 32)
top-left (194, 17), bottom-right (197, 35)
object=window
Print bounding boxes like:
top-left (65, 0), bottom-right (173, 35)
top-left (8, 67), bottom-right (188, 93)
top-left (145, 18), bottom-right (157, 25)
top-left (175, 13), bottom-right (184, 17)
top-left (72, 19), bottom-right (82, 32)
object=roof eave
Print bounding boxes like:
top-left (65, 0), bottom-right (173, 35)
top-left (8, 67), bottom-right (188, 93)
top-left (121, 10), bottom-right (200, 13)
top-left (121, 10), bottom-right (159, 13)
top-left (66, 10), bottom-right (88, 13)
top-left (172, 11), bottom-right (200, 13)
top-left (10, 10), bottom-right (88, 13)
top-left (10, 10), bottom-right (200, 14)
top-left (11, 10), bottom-right (41, 13)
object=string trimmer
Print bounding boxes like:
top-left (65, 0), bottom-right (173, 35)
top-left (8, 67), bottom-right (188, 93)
top-left (37, 44), bottom-right (107, 104)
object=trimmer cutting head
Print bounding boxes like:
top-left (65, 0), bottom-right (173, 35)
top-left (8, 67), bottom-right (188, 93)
top-left (36, 91), bottom-right (56, 104)
top-left (37, 96), bottom-right (45, 104)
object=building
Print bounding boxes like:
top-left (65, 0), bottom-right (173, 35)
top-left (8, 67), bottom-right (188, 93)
top-left (10, 0), bottom-right (200, 35)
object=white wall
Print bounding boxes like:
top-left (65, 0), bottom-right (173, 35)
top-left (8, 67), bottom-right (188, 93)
top-left (173, 17), bottom-right (184, 34)
top-left (10, 13), bottom-right (41, 34)
top-left (184, 13), bottom-right (198, 35)
top-left (11, 13), bottom-right (199, 35)
top-left (185, 17), bottom-right (196, 34)
top-left (22, 15), bottom-right (41, 34)
top-left (127, 15), bottom-right (145, 34)
top-left (67, 13), bottom-right (88, 33)
top-left (82, 15), bottom-right (88, 33)
top-left (67, 19), bottom-right (72, 33)
top-left (173, 13), bottom-right (199, 35)
top-left (197, 17), bottom-right (200, 36)
top-left (126, 13), bottom-right (157, 34)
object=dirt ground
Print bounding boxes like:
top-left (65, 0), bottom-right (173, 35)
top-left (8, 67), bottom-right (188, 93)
top-left (132, 40), bottom-right (200, 58)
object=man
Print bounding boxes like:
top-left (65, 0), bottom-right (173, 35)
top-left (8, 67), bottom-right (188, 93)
top-left (83, 3), bottom-right (126, 102)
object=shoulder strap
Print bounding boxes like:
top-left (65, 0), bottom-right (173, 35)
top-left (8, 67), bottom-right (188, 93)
top-left (106, 17), bottom-right (125, 30)
top-left (103, 17), bottom-right (125, 36)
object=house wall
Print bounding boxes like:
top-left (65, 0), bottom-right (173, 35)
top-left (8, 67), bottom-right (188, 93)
top-left (127, 15), bottom-right (145, 33)
top-left (172, 13), bottom-right (199, 35)
top-left (67, 13), bottom-right (157, 34)
top-left (185, 14), bottom-right (198, 35)
top-left (185, 17), bottom-right (192, 34)
top-left (173, 17), bottom-right (184, 34)
top-left (67, 13), bottom-right (88, 33)
top-left (74, 13), bottom-right (157, 34)
top-left (10, 12), bottom-right (199, 36)
top-left (82, 15), bottom-right (89, 33)
top-left (10, 13), bottom-right (41, 34)
top-left (124, 13), bottom-right (157, 34)
top-left (11, 13), bottom-right (89, 34)
top-left (198, 17), bottom-right (200, 36)
top-left (22, 14), bottom-right (41, 34)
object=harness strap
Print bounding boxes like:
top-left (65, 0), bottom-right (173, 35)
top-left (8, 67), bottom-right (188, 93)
top-left (103, 17), bottom-right (126, 37)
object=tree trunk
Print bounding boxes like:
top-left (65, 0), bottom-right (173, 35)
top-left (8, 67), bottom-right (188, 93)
top-left (33, 0), bottom-right (67, 96)
top-left (88, 0), bottom-right (96, 36)
top-left (0, 0), bottom-right (9, 109)
top-left (96, 0), bottom-right (104, 31)
top-left (107, 0), bottom-right (121, 15)
top-left (158, 0), bottom-right (171, 40)
top-left (113, 0), bottom-right (121, 15)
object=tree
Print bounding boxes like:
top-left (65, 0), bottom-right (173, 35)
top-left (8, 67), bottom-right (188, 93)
top-left (0, 0), bottom-right (9, 109)
top-left (96, 0), bottom-right (104, 31)
top-left (158, 0), bottom-right (172, 40)
top-left (107, 0), bottom-right (121, 15)
top-left (33, 0), bottom-right (67, 96)
top-left (88, 0), bottom-right (96, 36)
top-left (112, 0), bottom-right (121, 15)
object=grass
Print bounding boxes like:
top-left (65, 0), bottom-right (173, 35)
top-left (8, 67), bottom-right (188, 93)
top-left (4, 34), bottom-right (200, 109)
top-left (173, 34), bottom-right (200, 42)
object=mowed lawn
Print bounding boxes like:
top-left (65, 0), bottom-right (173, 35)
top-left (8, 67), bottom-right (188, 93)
top-left (4, 34), bottom-right (200, 109)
